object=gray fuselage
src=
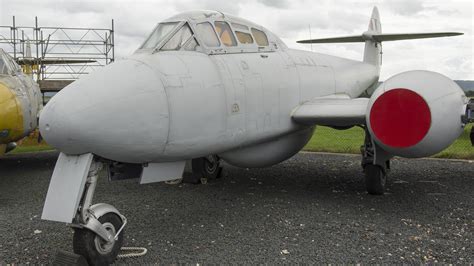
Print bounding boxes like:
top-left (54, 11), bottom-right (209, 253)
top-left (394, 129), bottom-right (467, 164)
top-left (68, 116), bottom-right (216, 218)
top-left (39, 11), bottom-right (378, 167)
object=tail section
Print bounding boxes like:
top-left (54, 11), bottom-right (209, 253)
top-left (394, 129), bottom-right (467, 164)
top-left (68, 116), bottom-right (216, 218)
top-left (297, 6), bottom-right (463, 72)
top-left (363, 7), bottom-right (382, 69)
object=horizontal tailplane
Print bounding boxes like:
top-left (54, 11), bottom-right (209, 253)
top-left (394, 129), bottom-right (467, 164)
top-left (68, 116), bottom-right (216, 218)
top-left (297, 32), bottom-right (463, 44)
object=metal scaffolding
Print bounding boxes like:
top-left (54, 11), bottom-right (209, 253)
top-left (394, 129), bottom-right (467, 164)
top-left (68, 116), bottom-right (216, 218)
top-left (0, 16), bottom-right (114, 91)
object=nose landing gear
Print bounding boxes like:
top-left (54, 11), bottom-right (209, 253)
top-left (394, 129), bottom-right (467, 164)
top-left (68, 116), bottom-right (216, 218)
top-left (71, 159), bottom-right (127, 265)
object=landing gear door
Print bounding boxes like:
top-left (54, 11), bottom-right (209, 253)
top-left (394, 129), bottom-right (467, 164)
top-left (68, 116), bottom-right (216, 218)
top-left (42, 153), bottom-right (94, 223)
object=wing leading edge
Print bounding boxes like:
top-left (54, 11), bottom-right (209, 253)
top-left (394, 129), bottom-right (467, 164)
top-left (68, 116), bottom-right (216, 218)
top-left (292, 97), bottom-right (369, 127)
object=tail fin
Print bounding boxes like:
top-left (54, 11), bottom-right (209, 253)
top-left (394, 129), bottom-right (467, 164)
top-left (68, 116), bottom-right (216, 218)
top-left (364, 7), bottom-right (382, 69)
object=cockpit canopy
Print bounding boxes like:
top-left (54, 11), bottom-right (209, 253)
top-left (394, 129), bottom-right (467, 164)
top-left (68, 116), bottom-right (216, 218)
top-left (137, 10), bottom-right (286, 54)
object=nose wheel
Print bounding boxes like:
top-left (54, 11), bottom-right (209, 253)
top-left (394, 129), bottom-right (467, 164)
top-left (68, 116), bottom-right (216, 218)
top-left (73, 213), bottom-right (124, 265)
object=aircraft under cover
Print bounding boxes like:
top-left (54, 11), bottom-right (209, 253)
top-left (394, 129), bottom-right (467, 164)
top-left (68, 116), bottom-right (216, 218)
top-left (0, 49), bottom-right (42, 155)
top-left (38, 8), bottom-right (472, 264)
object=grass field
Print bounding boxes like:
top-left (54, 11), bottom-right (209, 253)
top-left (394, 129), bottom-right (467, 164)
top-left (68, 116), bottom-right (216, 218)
top-left (10, 124), bottom-right (474, 159)
top-left (10, 131), bottom-right (52, 154)
top-left (304, 124), bottom-right (474, 159)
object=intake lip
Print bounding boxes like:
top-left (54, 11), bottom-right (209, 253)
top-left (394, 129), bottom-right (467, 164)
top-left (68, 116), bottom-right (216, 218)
top-left (366, 70), bottom-right (465, 158)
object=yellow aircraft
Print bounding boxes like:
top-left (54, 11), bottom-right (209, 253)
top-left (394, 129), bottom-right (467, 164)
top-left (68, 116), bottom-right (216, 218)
top-left (0, 48), bottom-right (42, 155)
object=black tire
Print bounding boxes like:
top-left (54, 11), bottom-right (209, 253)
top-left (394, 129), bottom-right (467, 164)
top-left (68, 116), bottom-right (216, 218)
top-left (364, 164), bottom-right (386, 195)
top-left (183, 155), bottom-right (222, 184)
top-left (73, 213), bottom-right (124, 265)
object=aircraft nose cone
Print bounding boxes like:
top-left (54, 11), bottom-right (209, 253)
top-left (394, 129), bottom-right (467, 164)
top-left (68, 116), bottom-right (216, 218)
top-left (39, 59), bottom-right (169, 163)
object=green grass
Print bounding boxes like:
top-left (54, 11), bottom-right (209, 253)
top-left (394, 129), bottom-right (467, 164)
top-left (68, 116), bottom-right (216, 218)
top-left (304, 124), bottom-right (474, 160)
top-left (11, 145), bottom-right (54, 154)
top-left (9, 131), bottom-right (54, 154)
top-left (304, 126), bottom-right (365, 154)
top-left (434, 124), bottom-right (473, 159)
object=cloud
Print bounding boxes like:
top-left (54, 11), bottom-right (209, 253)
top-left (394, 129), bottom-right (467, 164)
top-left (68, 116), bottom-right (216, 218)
top-left (0, 0), bottom-right (471, 79)
top-left (257, 0), bottom-right (289, 8)
top-left (172, 0), bottom-right (243, 15)
top-left (382, 0), bottom-right (424, 16)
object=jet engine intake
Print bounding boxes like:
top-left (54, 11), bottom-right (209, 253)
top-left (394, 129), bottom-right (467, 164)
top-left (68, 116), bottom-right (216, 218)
top-left (366, 70), bottom-right (468, 158)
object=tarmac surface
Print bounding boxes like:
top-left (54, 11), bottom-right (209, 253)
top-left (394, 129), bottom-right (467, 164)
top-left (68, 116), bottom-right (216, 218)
top-left (0, 151), bottom-right (472, 264)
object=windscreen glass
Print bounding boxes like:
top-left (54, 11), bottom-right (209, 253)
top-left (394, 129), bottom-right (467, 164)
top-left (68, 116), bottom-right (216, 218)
top-left (141, 22), bottom-right (179, 49)
top-left (235, 31), bottom-right (254, 44)
top-left (161, 24), bottom-right (194, 51)
top-left (251, 28), bottom-right (269, 46)
top-left (195, 22), bottom-right (220, 47)
top-left (214, 21), bottom-right (237, 47)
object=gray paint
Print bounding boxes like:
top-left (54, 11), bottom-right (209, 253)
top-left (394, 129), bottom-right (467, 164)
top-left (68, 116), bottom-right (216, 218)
top-left (140, 161), bottom-right (186, 184)
top-left (41, 152), bottom-right (93, 223)
top-left (292, 97), bottom-right (369, 126)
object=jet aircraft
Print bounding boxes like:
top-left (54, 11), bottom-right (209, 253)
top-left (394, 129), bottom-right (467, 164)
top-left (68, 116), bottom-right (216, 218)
top-left (39, 8), bottom-right (472, 264)
top-left (0, 48), bottom-right (42, 154)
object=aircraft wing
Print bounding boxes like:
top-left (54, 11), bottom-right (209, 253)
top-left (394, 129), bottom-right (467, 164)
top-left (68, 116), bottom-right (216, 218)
top-left (292, 96), bottom-right (369, 127)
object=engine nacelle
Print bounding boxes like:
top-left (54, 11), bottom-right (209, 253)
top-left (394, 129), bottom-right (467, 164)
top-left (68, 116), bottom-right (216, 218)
top-left (366, 70), bottom-right (468, 158)
top-left (219, 128), bottom-right (314, 168)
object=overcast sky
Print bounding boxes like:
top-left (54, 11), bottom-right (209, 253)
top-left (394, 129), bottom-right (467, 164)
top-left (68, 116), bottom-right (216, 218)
top-left (1, 0), bottom-right (472, 80)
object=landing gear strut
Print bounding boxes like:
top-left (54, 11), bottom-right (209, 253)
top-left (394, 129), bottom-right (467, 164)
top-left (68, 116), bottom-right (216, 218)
top-left (183, 155), bottom-right (223, 184)
top-left (361, 126), bottom-right (391, 195)
top-left (71, 159), bottom-right (126, 265)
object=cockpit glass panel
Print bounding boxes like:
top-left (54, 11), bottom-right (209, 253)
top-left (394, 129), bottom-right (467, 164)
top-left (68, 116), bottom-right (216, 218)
top-left (251, 28), bottom-right (269, 46)
top-left (232, 23), bottom-right (249, 32)
top-left (141, 22), bottom-right (179, 49)
top-left (161, 24), bottom-right (194, 51)
top-left (182, 37), bottom-right (199, 51)
top-left (235, 31), bottom-right (254, 44)
top-left (214, 21), bottom-right (237, 47)
top-left (195, 22), bottom-right (220, 47)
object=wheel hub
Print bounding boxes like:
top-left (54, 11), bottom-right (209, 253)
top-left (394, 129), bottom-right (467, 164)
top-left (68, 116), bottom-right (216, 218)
top-left (205, 156), bottom-right (218, 173)
top-left (94, 222), bottom-right (116, 254)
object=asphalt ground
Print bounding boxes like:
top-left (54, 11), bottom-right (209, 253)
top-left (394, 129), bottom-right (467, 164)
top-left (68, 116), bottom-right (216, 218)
top-left (0, 151), bottom-right (472, 264)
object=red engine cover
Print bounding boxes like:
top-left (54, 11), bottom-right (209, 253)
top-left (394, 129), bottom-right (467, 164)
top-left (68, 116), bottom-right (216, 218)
top-left (369, 88), bottom-right (431, 148)
top-left (366, 70), bottom-right (467, 158)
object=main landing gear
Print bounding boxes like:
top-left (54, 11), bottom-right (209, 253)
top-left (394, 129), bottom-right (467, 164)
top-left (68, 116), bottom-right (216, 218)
top-left (183, 155), bottom-right (223, 184)
top-left (71, 159), bottom-right (126, 265)
top-left (361, 126), bottom-right (391, 195)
